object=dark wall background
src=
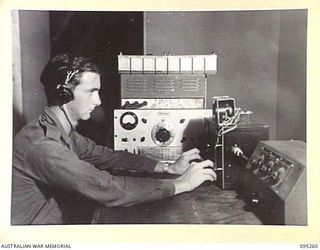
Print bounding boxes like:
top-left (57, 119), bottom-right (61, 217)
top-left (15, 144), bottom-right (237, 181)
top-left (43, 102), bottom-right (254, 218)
top-left (145, 10), bottom-right (307, 141)
top-left (277, 10), bottom-right (307, 141)
top-left (49, 11), bottom-right (144, 145)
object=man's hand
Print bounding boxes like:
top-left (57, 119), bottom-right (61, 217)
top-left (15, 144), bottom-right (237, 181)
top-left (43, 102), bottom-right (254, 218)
top-left (167, 148), bottom-right (203, 175)
top-left (172, 159), bottom-right (216, 195)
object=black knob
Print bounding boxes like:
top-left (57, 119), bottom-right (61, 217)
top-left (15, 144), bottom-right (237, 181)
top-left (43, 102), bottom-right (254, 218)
top-left (155, 128), bottom-right (171, 143)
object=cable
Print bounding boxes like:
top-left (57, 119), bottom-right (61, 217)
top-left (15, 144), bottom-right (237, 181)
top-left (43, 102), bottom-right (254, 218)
top-left (59, 106), bottom-right (75, 132)
top-left (217, 108), bottom-right (241, 137)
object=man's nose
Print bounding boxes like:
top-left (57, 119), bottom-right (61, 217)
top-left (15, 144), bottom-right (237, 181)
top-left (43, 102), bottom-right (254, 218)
top-left (93, 92), bottom-right (101, 106)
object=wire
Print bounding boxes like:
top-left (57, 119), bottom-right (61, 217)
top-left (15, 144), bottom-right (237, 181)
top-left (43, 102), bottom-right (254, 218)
top-left (217, 108), bottom-right (241, 137)
top-left (59, 106), bottom-right (75, 132)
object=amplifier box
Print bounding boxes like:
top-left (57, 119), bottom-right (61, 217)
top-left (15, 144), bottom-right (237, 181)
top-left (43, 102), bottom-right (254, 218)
top-left (242, 140), bottom-right (307, 225)
top-left (114, 109), bottom-right (212, 161)
top-left (214, 123), bottom-right (270, 190)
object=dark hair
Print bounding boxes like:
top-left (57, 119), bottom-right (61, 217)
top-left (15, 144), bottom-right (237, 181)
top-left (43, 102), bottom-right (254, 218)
top-left (40, 53), bottom-right (100, 106)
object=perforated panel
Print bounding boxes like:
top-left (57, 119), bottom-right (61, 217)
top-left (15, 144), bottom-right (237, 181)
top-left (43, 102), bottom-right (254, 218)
top-left (121, 74), bottom-right (206, 98)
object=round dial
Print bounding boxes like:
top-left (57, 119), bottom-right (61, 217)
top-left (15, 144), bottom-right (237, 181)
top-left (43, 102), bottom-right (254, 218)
top-left (155, 128), bottom-right (171, 143)
top-left (120, 111), bottom-right (138, 130)
top-left (151, 122), bottom-right (175, 147)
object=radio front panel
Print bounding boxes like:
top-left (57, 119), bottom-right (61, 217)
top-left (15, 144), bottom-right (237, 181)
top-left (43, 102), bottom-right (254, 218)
top-left (114, 109), bottom-right (212, 161)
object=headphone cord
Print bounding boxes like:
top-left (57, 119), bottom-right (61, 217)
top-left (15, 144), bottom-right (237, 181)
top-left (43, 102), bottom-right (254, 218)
top-left (59, 106), bottom-right (75, 132)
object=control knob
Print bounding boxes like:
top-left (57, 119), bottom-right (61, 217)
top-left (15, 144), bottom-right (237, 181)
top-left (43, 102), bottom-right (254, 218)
top-left (151, 122), bottom-right (175, 147)
top-left (155, 128), bottom-right (171, 143)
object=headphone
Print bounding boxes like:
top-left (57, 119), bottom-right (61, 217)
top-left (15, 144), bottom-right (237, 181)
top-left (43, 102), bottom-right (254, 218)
top-left (54, 69), bottom-right (79, 105)
top-left (48, 55), bottom-right (91, 106)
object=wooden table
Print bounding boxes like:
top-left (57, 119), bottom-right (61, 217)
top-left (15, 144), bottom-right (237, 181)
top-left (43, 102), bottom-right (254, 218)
top-left (92, 182), bottom-right (262, 224)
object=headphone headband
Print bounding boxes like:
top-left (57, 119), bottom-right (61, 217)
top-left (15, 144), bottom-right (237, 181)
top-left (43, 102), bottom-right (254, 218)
top-left (64, 69), bottom-right (79, 85)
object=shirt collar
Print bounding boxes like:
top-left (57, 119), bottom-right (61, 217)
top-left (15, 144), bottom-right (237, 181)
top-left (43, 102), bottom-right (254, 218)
top-left (39, 106), bottom-right (72, 146)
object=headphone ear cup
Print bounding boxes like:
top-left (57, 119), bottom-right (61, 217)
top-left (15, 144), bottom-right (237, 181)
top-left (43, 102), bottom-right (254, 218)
top-left (55, 85), bottom-right (74, 105)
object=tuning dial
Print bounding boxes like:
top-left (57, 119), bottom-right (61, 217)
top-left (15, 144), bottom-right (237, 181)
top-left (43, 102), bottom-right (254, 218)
top-left (151, 122), bottom-right (175, 147)
top-left (155, 128), bottom-right (171, 143)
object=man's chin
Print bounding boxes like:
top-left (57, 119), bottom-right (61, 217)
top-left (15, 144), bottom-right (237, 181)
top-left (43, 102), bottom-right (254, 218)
top-left (81, 114), bottom-right (91, 121)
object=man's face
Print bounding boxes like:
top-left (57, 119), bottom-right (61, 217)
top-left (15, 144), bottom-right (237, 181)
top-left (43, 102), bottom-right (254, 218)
top-left (66, 72), bottom-right (101, 122)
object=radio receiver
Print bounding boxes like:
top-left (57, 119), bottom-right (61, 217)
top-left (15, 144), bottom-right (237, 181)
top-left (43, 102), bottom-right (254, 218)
top-left (114, 109), bottom-right (212, 161)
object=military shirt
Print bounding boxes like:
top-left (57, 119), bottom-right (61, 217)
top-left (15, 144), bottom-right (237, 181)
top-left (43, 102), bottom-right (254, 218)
top-left (11, 107), bottom-right (175, 224)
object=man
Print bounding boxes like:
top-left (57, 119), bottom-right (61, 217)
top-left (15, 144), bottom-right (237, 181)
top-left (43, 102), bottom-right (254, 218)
top-left (11, 53), bottom-right (216, 225)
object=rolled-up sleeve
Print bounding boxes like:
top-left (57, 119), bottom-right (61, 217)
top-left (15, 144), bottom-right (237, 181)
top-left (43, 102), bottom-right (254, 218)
top-left (23, 138), bottom-right (175, 207)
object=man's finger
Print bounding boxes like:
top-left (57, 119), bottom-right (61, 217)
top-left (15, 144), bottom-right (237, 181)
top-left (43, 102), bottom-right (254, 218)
top-left (182, 148), bottom-right (200, 156)
top-left (184, 153), bottom-right (202, 162)
top-left (190, 160), bottom-right (213, 172)
top-left (202, 169), bottom-right (217, 181)
top-left (195, 159), bottom-right (214, 168)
